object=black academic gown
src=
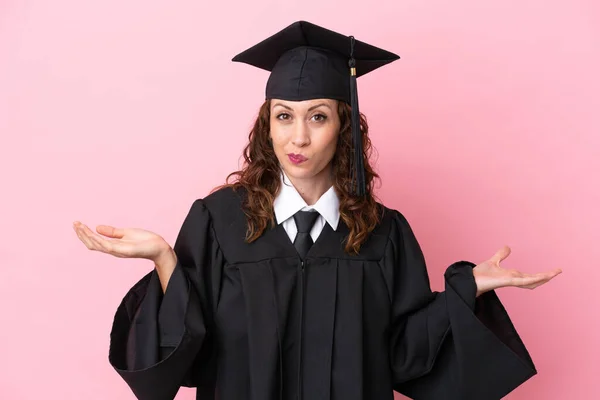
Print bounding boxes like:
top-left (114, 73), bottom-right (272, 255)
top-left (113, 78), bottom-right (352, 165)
top-left (108, 187), bottom-right (536, 400)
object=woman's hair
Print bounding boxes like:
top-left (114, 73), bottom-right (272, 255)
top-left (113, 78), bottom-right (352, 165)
top-left (216, 99), bottom-right (381, 254)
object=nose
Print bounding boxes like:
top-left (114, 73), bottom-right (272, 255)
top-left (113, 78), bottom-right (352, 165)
top-left (291, 120), bottom-right (310, 147)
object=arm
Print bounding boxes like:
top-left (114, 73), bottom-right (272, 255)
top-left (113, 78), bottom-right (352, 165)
top-left (153, 246), bottom-right (177, 294)
top-left (388, 210), bottom-right (539, 400)
top-left (108, 199), bottom-right (222, 400)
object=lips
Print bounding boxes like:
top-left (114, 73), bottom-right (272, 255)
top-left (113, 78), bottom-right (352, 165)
top-left (287, 153), bottom-right (308, 165)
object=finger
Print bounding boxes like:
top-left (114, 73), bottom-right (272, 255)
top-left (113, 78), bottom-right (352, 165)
top-left (82, 223), bottom-right (140, 257)
top-left (490, 245), bottom-right (511, 264)
top-left (525, 269), bottom-right (562, 281)
top-left (73, 221), bottom-right (86, 236)
top-left (512, 269), bottom-right (561, 288)
top-left (510, 276), bottom-right (546, 289)
top-left (521, 276), bottom-right (555, 289)
top-left (87, 231), bottom-right (110, 250)
top-left (88, 234), bottom-right (122, 256)
top-left (92, 232), bottom-right (141, 258)
top-left (96, 225), bottom-right (125, 239)
top-left (98, 237), bottom-right (137, 258)
top-left (81, 223), bottom-right (110, 241)
top-left (73, 225), bottom-right (88, 247)
top-left (522, 280), bottom-right (550, 290)
top-left (76, 223), bottom-right (122, 245)
top-left (74, 225), bottom-right (97, 251)
top-left (80, 224), bottom-right (110, 250)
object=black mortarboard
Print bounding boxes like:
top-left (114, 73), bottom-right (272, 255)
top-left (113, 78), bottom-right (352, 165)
top-left (232, 21), bottom-right (399, 196)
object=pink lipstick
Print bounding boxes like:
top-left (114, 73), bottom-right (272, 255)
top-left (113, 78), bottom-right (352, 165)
top-left (287, 153), bottom-right (308, 165)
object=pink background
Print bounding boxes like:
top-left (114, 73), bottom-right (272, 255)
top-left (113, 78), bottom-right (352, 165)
top-left (1, 0), bottom-right (598, 399)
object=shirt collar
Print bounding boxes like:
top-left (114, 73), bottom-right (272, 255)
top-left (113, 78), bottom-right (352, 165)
top-left (273, 171), bottom-right (340, 230)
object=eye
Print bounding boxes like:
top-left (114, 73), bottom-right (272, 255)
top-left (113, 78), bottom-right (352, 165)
top-left (311, 113), bottom-right (328, 122)
top-left (276, 113), bottom-right (291, 120)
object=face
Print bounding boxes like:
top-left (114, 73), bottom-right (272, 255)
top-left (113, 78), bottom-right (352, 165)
top-left (269, 98), bottom-right (341, 183)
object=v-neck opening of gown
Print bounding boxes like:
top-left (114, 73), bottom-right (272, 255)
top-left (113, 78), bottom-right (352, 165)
top-left (276, 221), bottom-right (335, 260)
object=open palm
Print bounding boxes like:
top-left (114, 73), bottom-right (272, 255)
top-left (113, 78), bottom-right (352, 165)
top-left (473, 246), bottom-right (562, 296)
top-left (73, 221), bottom-right (169, 261)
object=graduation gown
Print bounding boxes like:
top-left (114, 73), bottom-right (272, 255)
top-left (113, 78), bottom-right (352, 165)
top-left (108, 187), bottom-right (536, 400)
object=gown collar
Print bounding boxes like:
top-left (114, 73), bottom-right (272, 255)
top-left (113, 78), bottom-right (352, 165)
top-left (273, 171), bottom-right (340, 230)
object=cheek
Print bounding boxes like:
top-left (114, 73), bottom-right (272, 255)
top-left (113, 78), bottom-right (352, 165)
top-left (270, 122), bottom-right (290, 140)
top-left (269, 126), bottom-right (283, 149)
top-left (319, 127), bottom-right (340, 154)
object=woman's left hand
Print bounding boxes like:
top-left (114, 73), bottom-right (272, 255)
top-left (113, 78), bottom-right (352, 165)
top-left (472, 246), bottom-right (562, 297)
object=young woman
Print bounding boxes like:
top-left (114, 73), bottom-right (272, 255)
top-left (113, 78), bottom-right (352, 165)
top-left (73, 21), bottom-right (561, 400)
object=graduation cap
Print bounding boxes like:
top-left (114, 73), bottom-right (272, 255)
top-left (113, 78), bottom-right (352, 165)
top-left (232, 21), bottom-right (400, 196)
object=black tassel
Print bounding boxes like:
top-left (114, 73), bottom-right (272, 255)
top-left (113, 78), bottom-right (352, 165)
top-left (349, 36), bottom-right (366, 196)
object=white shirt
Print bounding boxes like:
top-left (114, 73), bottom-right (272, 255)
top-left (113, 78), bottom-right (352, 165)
top-left (273, 172), bottom-right (340, 243)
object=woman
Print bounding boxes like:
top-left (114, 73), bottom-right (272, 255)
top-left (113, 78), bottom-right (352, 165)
top-left (73, 21), bottom-right (560, 400)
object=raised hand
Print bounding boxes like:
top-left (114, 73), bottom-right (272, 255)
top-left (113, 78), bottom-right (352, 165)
top-left (73, 221), bottom-right (172, 260)
top-left (472, 246), bottom-right (562, 297)
top-left (73, 221), bottom-right (177, 291)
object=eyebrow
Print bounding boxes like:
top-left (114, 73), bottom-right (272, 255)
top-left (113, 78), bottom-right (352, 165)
top-left (272, 102), bottom-right (332, 112)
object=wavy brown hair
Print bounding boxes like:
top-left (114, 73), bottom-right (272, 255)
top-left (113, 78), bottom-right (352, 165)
top-left (215, 99), bottom-right (381, 254)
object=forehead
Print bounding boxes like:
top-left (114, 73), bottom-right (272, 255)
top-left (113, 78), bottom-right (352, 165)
top-left (271, 98), bottom-right (337, 110)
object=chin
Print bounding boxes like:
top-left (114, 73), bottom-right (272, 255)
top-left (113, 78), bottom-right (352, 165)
top-left (282, 165), bottom-right (313, 180)
top-left (282, 162), bottom-right (327, 181)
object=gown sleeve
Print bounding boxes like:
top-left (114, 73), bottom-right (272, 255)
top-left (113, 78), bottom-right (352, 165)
top-left (108, 199), bottom-right (223, 400)
top-left (388, 211), bottom-right (537, 400)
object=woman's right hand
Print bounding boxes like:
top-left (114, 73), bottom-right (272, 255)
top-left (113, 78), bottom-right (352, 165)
top-left (73, 221), bottom-right (177, 291)
top-left (72, 221), bottom-right (170, 259)
top-left (75, 219), bottom-right (177, 264)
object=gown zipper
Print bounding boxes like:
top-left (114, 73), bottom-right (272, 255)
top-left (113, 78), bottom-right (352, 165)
top-left (297, 259), bottom-right (306, 400)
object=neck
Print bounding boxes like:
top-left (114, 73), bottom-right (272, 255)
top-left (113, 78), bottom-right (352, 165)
top-left (286, 165), bottom-right (333, 205)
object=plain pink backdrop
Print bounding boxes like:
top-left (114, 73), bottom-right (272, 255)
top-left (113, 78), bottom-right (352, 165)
top-left (1, 0), bottom-right (598, 399)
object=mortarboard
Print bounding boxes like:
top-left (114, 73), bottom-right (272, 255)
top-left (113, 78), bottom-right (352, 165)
top-left (232, 21), bottom-right (400, 196)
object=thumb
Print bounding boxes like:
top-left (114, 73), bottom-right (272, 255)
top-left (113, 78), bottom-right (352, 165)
top-left (96, 225), bottom-right (125, 239)
top-left (490, 245), bottom-right (511, 264)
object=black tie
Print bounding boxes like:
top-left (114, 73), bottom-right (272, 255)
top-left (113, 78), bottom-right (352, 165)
top-left (293, 211), bottom-right (319, 260)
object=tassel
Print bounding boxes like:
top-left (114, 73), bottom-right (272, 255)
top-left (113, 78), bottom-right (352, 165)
top-left (349, 36), bottom-right (366, 196)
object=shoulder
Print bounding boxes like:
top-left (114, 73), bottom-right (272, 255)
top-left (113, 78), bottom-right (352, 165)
top-left (373, 202), bottom-right (408, 233)
top-left (183, 186), bottom-right (244, 218)
top-left (202, 185), bottom-right (246, 215)
top-left (194, 185), bottom-right (248, 242)
top-left (343, 202), bottom-right (408, 260)
top-left (182, 186), bottom-right (247, 233)
top-left (370, 202), bottom-right (418, 248)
